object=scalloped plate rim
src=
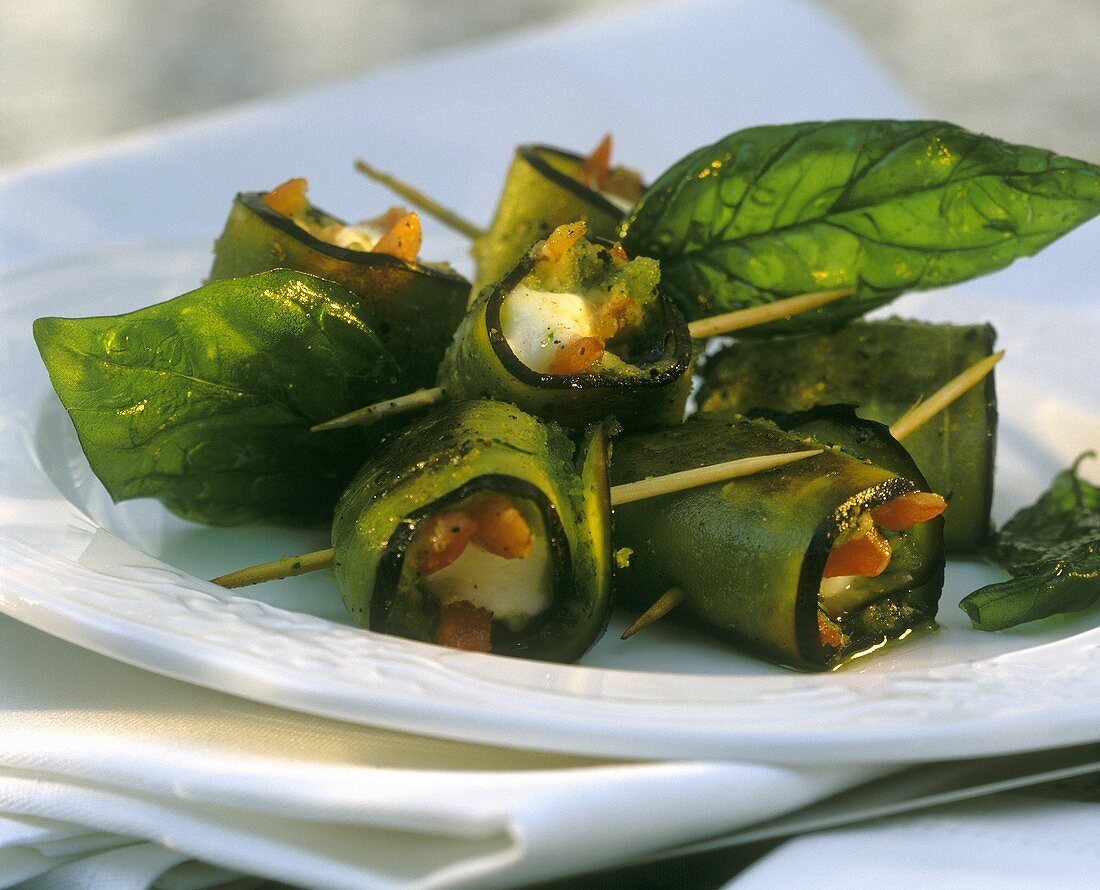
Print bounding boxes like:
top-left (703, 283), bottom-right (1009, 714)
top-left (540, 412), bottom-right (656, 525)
top-left (3, 242), bottom-right (1100, 764)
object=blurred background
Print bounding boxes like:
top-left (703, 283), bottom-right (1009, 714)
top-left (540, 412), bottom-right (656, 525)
top-left (1, 0), bottom-right (1097, 173)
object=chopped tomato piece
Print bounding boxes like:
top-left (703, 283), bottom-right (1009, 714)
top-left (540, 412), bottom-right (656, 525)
top-left (577, 133), bottom-right (614, 191)
top-left (574, 134), bottom-right (643, 201)
top-left (372, 210), bottom-right (421, 262)
top-left (262, 177), bottom-right (309, 217)
top-left (824, 526), bottom-right (892, 578)
top-left (592, 294), bottom-right (641, 341)
top-left (818, 613), bottom-right (845, 649)
top-left (434, 601), bottom-right (493, 652)
top-left (603, 166), bottom-right (644, 203)
top-left (468, 494), bottom-right (533, 559)
top-left (417, 510), bottom-right (477, 576)
top-left (871, 492), bottom-right (947, 531)
top-left (607, 241), bottom-right (630, 265)
top-left (548, 337), bottom-right (606, 375)
top-left (365, 205), bottom-right (411, 233)
top-left (540, 220), bottom-right (588, 264)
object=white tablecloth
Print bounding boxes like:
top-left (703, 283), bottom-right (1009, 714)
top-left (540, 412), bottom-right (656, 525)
top-left (728, 795), bottom-right (1100, 890)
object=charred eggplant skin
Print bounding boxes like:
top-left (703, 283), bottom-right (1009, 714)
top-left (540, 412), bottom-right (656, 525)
top-left (471, 145), bottom-right (631, 294)
top-left (439, 248), bottom-right (694, 431)
top-left (751, 404), bottom-right (933, 483)
top-left (610, 411), bottom-right (945, 670)
top-left (698, 318), bottom-right (996, 552)
top-left (331, 400), bottom-right (612, 663)
top-left (210, 192), bottom-right (468, 387)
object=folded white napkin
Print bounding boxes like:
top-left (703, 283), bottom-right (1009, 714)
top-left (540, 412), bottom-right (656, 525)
top-left (0, 615), bottom-right (875, 889)
top-left (7, 834), bottom-right (237, 890)
top-left (726, 795), bottom-right (1100, 890)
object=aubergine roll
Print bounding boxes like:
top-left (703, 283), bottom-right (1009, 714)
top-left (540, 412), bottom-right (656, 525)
top-left (611, 410), bottom-right (946, 671)
top-left (332, 399), bottom-right (612, 662)
top-left (210, 178), bottom-right (468, 387)
top-left (440, 221), bottom-right (693, 431)
top-left (697, 318), bottom-right (997, 552)
top-left (472, 141), bottom-right (645, 292)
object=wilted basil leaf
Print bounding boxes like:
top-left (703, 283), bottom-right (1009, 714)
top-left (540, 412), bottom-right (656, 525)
top-left (622, 120), bottom-right (1100, 331)
top-left (960, 453), bottom-right (1100, 630)
top-left (34, 270), bottom-right (406, 526)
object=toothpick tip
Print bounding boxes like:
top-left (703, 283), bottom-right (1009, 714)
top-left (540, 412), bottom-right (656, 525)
top-left (621, 588), bottom-right (686, 639)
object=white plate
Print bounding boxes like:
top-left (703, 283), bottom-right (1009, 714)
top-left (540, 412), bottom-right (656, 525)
top-left (4, 241), bottom-right (1100, 763)
top-left (2, 0), bottom-right (1099, 762)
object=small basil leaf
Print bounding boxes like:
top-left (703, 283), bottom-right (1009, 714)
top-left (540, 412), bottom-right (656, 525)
top-left (991, 452), bottom-right (1100, 569)
top-left (34, 269), bottom-right (406, 526)
top-left (621, 120), bottom-right (1100, 329)
top-left (961, 453), bottom-right (1100, 631)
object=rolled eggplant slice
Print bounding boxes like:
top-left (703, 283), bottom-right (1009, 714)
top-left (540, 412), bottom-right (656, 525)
top-left (472, 144), bottom-right (644, 293)
top-left (210, 186), bottom-right (468, 387)
top-left (611, 412), bottom-right (946, 671)
top-left (441, 223), bottom-right (693, 431)
top-left (697, 318), bottom-right (997, 553)
top-left (332, 400), bottom-right (612, 662)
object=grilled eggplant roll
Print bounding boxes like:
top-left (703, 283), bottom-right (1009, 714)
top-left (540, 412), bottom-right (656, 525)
top-left (209, 179), bottom-right (468, 387)
top-left (332, 400), bottom-right (612, 662)
top-left (697, 318), bottom-right (997, 552)
top-left (471, 143), bottom-right (644, 293)
top-left (611, 410), bottom-right (946, 671)
top-left (441, 222), bottom-right (692, 431)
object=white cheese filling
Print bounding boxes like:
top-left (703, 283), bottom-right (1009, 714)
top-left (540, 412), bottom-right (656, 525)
top-left (500, 285), bottom-right (596, 373)
top-left (329, 221), bottom-right (387, 252)
top-left (818, 574), bottom-right (869, 619)
top-left (422, 522), bottom-right (554, 630)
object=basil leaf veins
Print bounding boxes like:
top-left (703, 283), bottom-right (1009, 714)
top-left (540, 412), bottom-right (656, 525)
top-left (621, 120), bottom-right (1100, 331)
top-left (34, 269), bottom-right (406, 526)
top-left (960, 452), bottom-right (1100, 631)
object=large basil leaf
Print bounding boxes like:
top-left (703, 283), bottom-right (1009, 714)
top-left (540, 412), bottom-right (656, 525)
top-left (622, 120), bottom-right (1100, 330)
top-left (34, 270), bottom-right (406, 526)
top-left (960, 453), bottom-right (1100, 630)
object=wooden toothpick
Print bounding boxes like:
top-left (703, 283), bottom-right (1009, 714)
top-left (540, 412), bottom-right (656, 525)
top-left (686, 289), bottom-right (852, 340)
top-left (355, 160), bottom-right (485, 241)
top-left (312, 289), bottom-right (852, 433)
top-left (311, 387), bottom-right (446, 433)
top-left (211, 549), bottom-right (336, 589)
top-left (890, 351), bottom-right (1004, 441)
top-left (211, 449), bottom-right (821, 589)
top-left (608, 449), bottom-right (822, 505)
top-left (620, 588), bottom-right (686, 639)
